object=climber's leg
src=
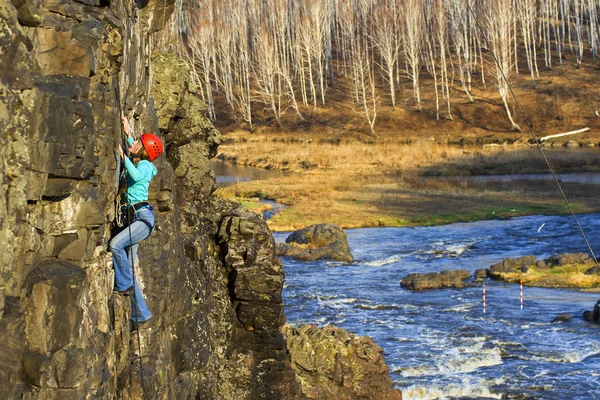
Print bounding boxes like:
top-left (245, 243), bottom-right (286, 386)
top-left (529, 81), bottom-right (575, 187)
top-left (131, 280), bottom-right (152, 323)
top-left (109, 220), bottom-right (151, 291)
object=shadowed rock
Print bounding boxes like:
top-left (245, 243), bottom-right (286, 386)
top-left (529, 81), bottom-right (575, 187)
top-left (583, 301), bottom-right (600, 325)
top-left (584, 265), bottom-right (600, 275)
top-left (489, 256), bottom-right (536, 278)
top-left (474, 268), bottom-right (490, 281)
top-left (283, 324), bottom-right (402, 400)
top-left (21, 261), bottom-right (87, 388)
top-left (538, 253), bottom-right (591, 269)
top-left (552, 313), bottom-right (573, 323)
top-left (276, 224), bottom-right (353, 262)
top-left (401, 269), bottom-right (472, 290)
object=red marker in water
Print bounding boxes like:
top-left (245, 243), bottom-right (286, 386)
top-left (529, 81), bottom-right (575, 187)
top-left (520, 281), bottom-right (523, 310)
top-left (483, 283), bottom-right (487, 314)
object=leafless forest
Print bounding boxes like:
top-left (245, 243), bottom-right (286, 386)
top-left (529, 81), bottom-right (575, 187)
top-left (160, 0), bottom-right (600, 134)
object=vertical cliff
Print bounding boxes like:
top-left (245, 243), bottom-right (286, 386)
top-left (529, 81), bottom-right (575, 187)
top-left (0, 0), bottom-right (299, 398)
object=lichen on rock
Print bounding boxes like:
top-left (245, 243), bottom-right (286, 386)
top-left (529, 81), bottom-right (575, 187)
top-left (283, 324), bottom-right (402, 400)
top-left (276, 223), bottom-right (354, 262)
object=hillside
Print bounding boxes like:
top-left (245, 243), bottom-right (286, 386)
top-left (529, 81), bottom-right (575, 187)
top-left (214, 58), bottom-right (600, 144)
top-left (214, 60), bottom-right (600, 231)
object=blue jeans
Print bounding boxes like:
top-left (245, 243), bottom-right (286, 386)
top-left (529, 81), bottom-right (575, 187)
top-left (110, 206), bottom-right (154, 322)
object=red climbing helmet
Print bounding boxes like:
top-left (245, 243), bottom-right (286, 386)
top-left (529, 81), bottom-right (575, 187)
top-left (140, 133), bottom-right (164, 161)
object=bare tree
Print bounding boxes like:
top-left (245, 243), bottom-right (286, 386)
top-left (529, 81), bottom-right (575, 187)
top-left (424, 0), bottom-right (454, 120)
top-left (424, 0), bottom-right (440, 119)
top-left (187, 13), bottom-right (217, 120)
top-left (371, 0), bottom-right (399, 107)
top-left (230, 0), bottom-right (254, 128)
top-left (438, 0), bottom-right (453, 119)
top-left (268, 0), bottom-right (304, 120)
top-left (572, 0), bottom-right (586, 64)
top-left (518, 0), bottom-right (540, 87)
top-left (484, 0), bottom-right (521, 131)
top-left (306, 0), bottom-right (333, 105)
top-left (253, 28), bottom-right (283, 126)
top-left (448, 0), bottom-right (474, 102)
top-left (343, 5), bottom-right (377, 135)
top-left (586, 0), bottom-right (599, 57)
top-left (351, 38), bottom-right (378, 134)
top-left (399, 0), bottom-right (424, 110)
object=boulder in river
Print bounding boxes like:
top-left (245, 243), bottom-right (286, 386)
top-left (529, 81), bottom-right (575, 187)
top-left (400, 269), bottom-right (472, 290)
top-left (474, 268), bottom-right (490, 281)
top-left (276, 224), bottom-right (353, 262)
top-left (283, 324), bottom-right (402, 400)
top-left (552, 313), bottom-right (573, 323)
top-left (583, 300), bottom-right (600, 325)
top-left (489, 255), bottom-right (536, 278)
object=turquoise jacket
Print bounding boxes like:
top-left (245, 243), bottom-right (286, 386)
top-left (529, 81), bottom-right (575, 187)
top-left (124, 137), bottom-right (157, 204)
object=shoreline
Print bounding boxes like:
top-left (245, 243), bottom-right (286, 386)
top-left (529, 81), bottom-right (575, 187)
top-left (214, 130), bottom-right (600, 233)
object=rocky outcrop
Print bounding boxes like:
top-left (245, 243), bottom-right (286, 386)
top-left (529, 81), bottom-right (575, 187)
top-left (474, 268), bottom-right (490, 281)
top-left (584, 265), bottom-right (600, 275)
top-left (489, 255), bottom-right (536, 278)
top-left (537, 253), bottom-right (592, 268)
top-left (0, 0), bottom-right (300, 398)
top-left (276, 223), bottom-right (353, 262)
top-left (400, 270), bottom-right (472, 290)
top-left (552, 313), bottom-right (573, 323)
top-left (583, 301), bottom-right (600, 325)
top-left (283, 324), bottom-right (402, 400)
top-left (490, 253), bottom-right (597, 279)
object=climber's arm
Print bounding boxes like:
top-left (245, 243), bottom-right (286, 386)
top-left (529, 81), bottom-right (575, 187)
top-left (123, 157), bottom-right (145, 182)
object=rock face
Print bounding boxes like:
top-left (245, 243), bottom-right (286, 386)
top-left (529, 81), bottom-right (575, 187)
top-left (400, 270), bottom-right (472, 290)
top-left (0, 0), bottom-right (300, 398)
top-left (283, 324), bottom-right (402, 400)
top-left (276, 223), bottom-right (353, 262)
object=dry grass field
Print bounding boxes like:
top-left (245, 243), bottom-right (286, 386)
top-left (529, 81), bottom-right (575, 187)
top-left (214, 60), bottom-right (600, 232)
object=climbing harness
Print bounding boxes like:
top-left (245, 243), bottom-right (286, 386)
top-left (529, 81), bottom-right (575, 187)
top-left (465, 0), bottom-right (600, 267)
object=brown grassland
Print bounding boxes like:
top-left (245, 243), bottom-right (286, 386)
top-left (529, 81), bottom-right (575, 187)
top-left (214, 60), bottom-right (600, 233)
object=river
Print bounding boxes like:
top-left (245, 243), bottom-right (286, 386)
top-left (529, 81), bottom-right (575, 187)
top-left (211, 162), bottom-right (600, 399)
top-left (211, 159), bottom-right (284, 186)
top-left (274, 214), bottom-right (600, 399)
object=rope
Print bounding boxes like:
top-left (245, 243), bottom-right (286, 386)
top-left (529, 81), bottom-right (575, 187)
top-left (115, 65), bottom-right (147, 398)
top-left (464, 0), bottom-right (599, 266)
top-left (124, 205), bottom-right (147, 396)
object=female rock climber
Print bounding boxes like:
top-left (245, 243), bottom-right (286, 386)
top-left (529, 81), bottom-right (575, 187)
top-left (110, 114), bottom-right (163, 326)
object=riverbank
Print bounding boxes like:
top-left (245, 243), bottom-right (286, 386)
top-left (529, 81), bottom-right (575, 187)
top-left (215, 132), bottom-right (600, 231)
top-left (489, 253), bottom-right (600, 290)
top-left (496, 263), bottom-right (600, 290)
top-left (278, 215), bottom-right (600, 399)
